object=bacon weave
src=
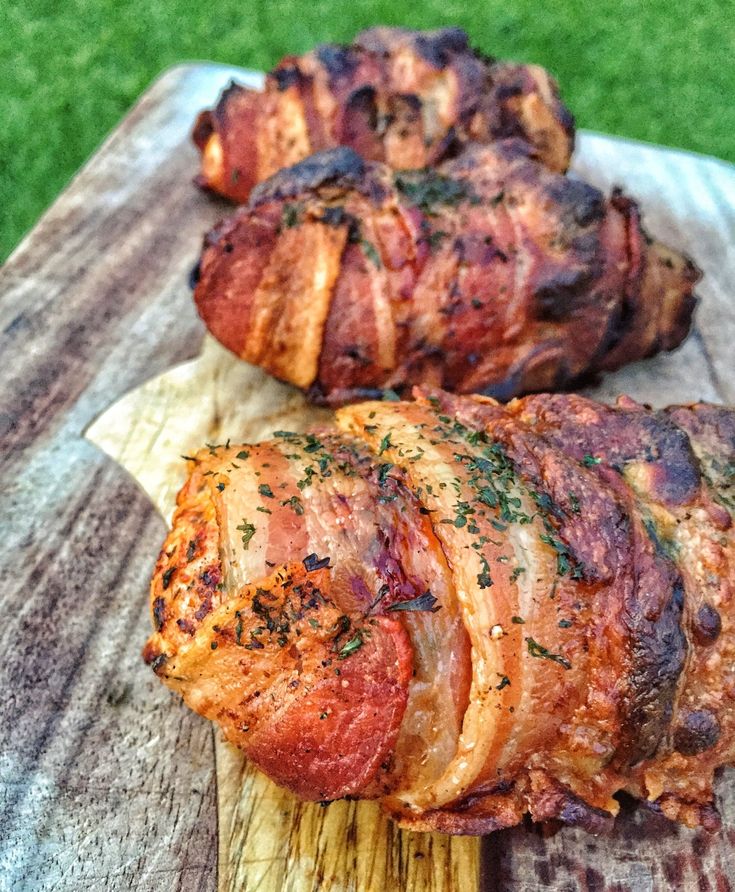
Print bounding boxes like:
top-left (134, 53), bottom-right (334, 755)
top-left (193, 26), bottom-right (575, 203)
top-left (144, 389), bottom-right (735, 834)
top-left (193, 142), bottom-right (698, 405)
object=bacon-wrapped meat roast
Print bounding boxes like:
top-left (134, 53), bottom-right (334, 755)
top-left (192, 142), bottom-right (699, 405)
top-left (193, 27), bottom-right (575, 203)
top-left (143, 388), bottom-right (735, 835)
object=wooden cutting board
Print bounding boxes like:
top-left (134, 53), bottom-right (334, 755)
top-left (1, 63), bottom-right (734, 892)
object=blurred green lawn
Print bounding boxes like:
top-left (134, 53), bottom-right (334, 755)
top-left (3, 0), bottom-right (733, 261)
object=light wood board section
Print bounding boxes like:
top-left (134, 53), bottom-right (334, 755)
top-left (0, 61), bottom-right (733, 891)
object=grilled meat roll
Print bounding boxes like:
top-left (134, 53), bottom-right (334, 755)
top-left (193, 26), bottom-right (575, 203)
top-left (192, 142), bottom-right (699, 405)
top-left (144, 388), bottom-right (735, 835)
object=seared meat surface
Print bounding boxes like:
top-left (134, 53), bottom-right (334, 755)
top-left (193, 143), bottom-right (699, 405)
top-left (144, 389), bottom-right (734, 834)
top-left (193, 26), bottom-right (574, 203)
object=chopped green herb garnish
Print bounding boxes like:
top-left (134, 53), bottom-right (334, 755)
top-left (378, 432), bottom-right (392, 455)
top-left (539, 533), bottom-right (583, 578)
top-left (525, 637), bottom-right (571, 669)
top-left (281, 496), bottom-right (304, 515)
top-left (394, 169), bottom-right (477, 215)
top-left (338, 632), bottom-right (364, 660)
top-left (426, 229), bottom-right (449, 250)
top-left (361, 239), bottom-right (381, 268)
top-left (282, 203), bottom-right (301, 228)
top-left (236, 521), bottom-right (256, 549)
top-left (477, 556), bottom-right (493, 589)
top-left (297, 466), bottom-right (316, 490)
top-left (258, 483), bottom-right (274, 498)
top-left (642, 515), bottom-right (679, 560)
top-left (387, 592), bottom-right (440, 613)
top-left (582, 454), bottom-right (601, 467)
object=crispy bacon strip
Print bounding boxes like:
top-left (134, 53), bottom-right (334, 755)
top-left (193, 142), bottom-right (699, 405)
top-left (144, 389), bottom-right (734, 835)
top-left (192, 27), bottom-right (574, 203)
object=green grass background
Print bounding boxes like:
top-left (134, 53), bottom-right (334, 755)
top-left (3, 0), bottom-right (734, 262)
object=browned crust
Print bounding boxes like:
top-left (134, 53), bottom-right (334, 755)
top-left (193, 142), bottom-right (699, 403)
top-left (191, 26), bottom-right (576, 203)
top-left (510, 394), bottom-right (735, 822)
top-left (445, 391), bottom-right (687, 768)
top-left (145, 391), bottom-right (734, 835)
top-left (599, 192), bottom-right (699, 370)
top-left (249, 146), bottom-right (372, 206)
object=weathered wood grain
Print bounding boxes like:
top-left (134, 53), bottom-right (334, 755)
top-left (483, 791), bottom-right (735, 892)
top-left (1, 61), bottom-right (734, 892)
top-left (0, 63), bottom-right (253, 892)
